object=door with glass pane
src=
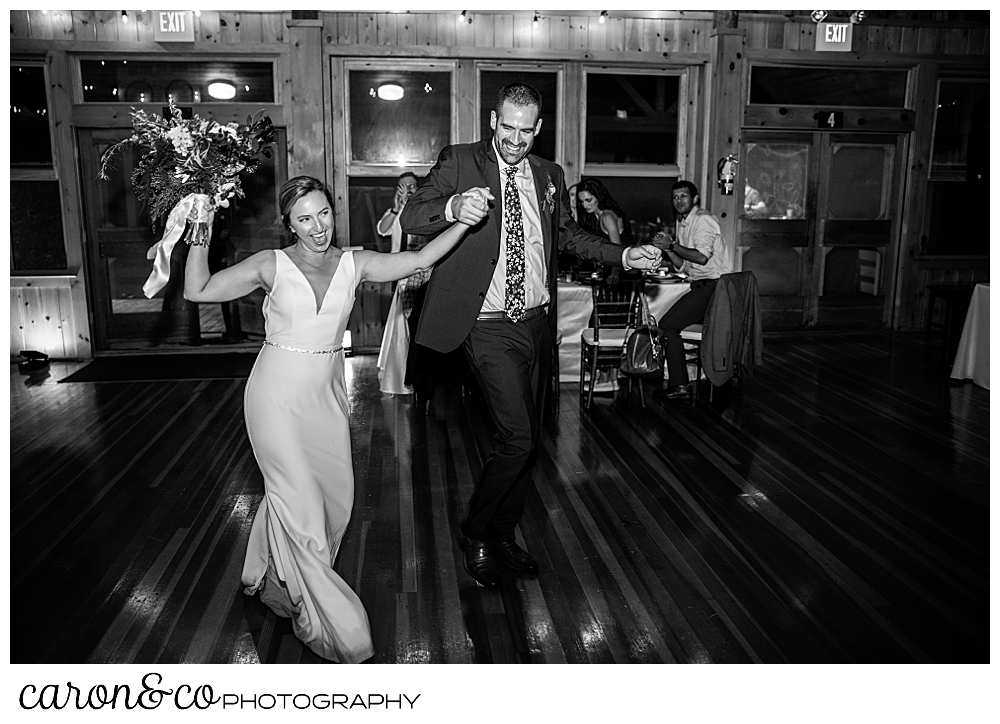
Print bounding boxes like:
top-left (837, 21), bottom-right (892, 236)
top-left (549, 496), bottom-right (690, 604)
top-left (79, 128), bottom-right (285, 350)
top-left (738, 131), bottom-right (904, 330)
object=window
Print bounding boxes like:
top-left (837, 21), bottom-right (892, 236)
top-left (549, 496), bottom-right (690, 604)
top-left (80, 59), bottom-right (275, 103)
top-left (584, 70), bottom-right (681, 167)
top-left (479, 65), bottom-right (560, 163)
top-left (743, 143), bottom-right (810, 220)
top-left (10, 61), bottom-right (66, 271)
top-left (346, 62), bottom-right (454, 169)
top-left (749, 66), bottom-right (908, 107)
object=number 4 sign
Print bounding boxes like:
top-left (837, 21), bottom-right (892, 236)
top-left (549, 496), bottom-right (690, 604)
top-left (817, 111), bottom-right (844, 129)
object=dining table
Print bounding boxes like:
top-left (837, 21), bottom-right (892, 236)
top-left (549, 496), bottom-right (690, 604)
top-left (556, 276), bottom-right (691, 383)
top-left (949, 282), bottom-right (989, 389)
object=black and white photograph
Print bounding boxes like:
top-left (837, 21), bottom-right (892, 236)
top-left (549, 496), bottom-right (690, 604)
top-left (7, 5), bottom-right (991, 722)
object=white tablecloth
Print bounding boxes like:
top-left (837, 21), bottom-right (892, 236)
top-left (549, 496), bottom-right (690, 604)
top-left (950, 283), bottom-right (989, 389)
top-left (557, 280), bottom-right (690, 382)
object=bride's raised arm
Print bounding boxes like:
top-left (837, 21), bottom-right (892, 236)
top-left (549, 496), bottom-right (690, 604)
top-left (356, 186), bottom-right (492, 284)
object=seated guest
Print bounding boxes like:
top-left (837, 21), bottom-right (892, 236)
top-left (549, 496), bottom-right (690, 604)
top-left (576, 178), bottom-right (634, 283)
top-left (654, 180), bottom-right (733, 400)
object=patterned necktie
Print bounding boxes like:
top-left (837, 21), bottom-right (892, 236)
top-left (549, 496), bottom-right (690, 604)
top-left (503, 166), bottom-right (526, 322)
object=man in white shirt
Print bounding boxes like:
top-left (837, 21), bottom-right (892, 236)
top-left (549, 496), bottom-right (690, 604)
top-left (655, 181), bottom-right (733, 400)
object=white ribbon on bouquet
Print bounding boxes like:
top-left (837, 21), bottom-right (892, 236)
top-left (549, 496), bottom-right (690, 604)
top-left (142, 193), bottom-right (220, 298)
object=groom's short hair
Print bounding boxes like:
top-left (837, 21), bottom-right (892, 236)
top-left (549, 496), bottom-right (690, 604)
top-left (495, 83), bottom-right (542, 115)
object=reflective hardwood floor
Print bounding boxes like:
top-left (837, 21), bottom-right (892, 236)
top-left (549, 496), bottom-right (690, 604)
top-left (9, 331), bottom-right (989, 663)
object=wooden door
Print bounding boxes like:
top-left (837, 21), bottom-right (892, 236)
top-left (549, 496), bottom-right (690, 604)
top-left (79, 128), bottom-right (287, 349)
top-left (737, 131), bottom-right (905, 330)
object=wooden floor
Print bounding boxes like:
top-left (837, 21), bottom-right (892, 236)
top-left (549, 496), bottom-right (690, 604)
top-left (9, 331), bottom-right (989, 664)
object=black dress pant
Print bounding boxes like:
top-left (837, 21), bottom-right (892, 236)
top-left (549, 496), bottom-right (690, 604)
top-left (657, 278), bottom-right (717, 387)
top-left (460, 313), bottom-right (551, 543)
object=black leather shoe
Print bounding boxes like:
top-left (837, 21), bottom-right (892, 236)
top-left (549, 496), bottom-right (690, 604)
top-left (458, 535), bottom-right (500, 588)
top-left (664, 383), bottom-right (694, 400)
top-left (493, 540), bottom-right (539, 574)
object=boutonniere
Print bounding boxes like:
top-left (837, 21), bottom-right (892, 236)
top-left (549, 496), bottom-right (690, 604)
top-left (544, 180), bottom-right (556, 214)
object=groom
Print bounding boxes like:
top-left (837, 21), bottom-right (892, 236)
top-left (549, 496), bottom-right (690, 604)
top-left (400, 83), bottom-right (661, 588)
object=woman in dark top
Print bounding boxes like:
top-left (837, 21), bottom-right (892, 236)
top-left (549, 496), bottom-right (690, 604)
top-left (575, 178), bottom-right (634, 282)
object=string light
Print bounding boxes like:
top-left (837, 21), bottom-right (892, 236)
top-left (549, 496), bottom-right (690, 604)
top-left (121, 10), bottom-right (129, 24)
top-left (533, 13), bottom-right (539, 29)
top-left (810, 10), bottom-right (827, 23)
top-left (599, 10), bottom-right (608, 24)
top-left (850, 10), bottom-right (866, 24)
top-left (458, 10), bottom-right (467, 25)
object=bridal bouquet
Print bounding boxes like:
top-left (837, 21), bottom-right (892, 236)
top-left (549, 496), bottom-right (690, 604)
top-left (98, 99), bottom-right (275, 297)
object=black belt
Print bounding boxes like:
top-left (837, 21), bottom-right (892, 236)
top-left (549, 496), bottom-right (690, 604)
top-left (477, 305), bottom-right (547, 321)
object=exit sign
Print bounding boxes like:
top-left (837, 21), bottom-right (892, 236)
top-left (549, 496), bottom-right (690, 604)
top-left (815, 22), bottom-right (853, 52)
top-left (153, 10), bottom-right (195, 42)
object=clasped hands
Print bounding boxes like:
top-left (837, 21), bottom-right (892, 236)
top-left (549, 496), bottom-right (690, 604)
top-left (625, 244), bottom-right (662, 271)
top-left (452, 187), bottom-right (496, 225)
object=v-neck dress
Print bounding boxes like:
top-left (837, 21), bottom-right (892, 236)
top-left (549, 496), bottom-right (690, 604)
top-left (241, 249), bottom-right (373, 663)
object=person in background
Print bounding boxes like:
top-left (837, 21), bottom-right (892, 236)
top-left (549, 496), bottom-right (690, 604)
top-left (376, 172), bottom-right (424, 396)
top-left (400, 82), bottom-right (661, 588)
top-left (653, 180), bottom-right (733, 400)
top-left (576, 178), bottom-right (634, 284)
top-left (744, 180), bottom-right (768, 218)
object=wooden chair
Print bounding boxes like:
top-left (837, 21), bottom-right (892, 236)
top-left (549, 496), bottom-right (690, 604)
top-left (579, 279), bottom-right (639, 409)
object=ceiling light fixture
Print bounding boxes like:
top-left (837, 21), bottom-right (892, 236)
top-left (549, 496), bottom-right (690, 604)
top-left (377, 83), bottom-right (404, 101)
top-left (458, 10), bottom-right (467, 25)
top-left (533, 13), bottom-right (539, 29)
top-left (850, 10), bottom-right (866, 24)
top-left (207, 80), bottom-right (237, 100)
top-left (599, 10), bottom-right (608, 24)
top-left (121, 10), bottom-right (129, 24)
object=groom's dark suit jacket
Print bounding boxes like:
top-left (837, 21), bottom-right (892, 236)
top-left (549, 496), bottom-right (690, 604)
top-left (399, 139), bottom-right (624, 354)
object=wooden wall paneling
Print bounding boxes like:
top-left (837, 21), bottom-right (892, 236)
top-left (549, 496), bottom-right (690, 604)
top-left (569, 16), bottom-right (588, 51)
top-left (397, 14), bottom-right (417, 47)
top-left (491, 14), bottom-right (513, 49)
top-left (587, 15), bottom-right (608, 52)
top-left (707, 29), bottom-right (745, 269)
top-left (94, 11), bottom-right (119, 43)
top-left (358, 14), bottom-right (377, 46)
top-left (945, 28), bottom-right (971, 55)
top-left (48, 51), bottom-right (92, 358)
top-left (376, 13), bottom-right (396, 46)
top-left (26, 10), bottom-right (53, 40)
top-left (549, 15), bottom-right (570, 51)
top-left (473, 14), bottom-right (495, 48)
top-left (917, 27), bottom-right (938, 55)
top-left (531, 15), bottom-right (550, 50)
top-left (117, 11), bottom-right (140, 43)
top-left (335, 13), bottom-right (356, 45)
top-left (782, 20), bottom-right (801, 51)
top-left (512, 14), bottom-right (532, 49)
top-left (287, 21), bottom-right (326, 181)
top-left (48, 10), bottom-right (75, 40)
top-left (966, 28), bottom-right (987, 55)
top-left (678, 19), bottom-right (703, 53)
top-left (899, 26), bottom-right (920, 54)
top-left (71, 11), bottom-right (98, 43)
top-left (133, 10), bottom-right (155, 43)
top-left (436, 12), bottom-right (457, 48)
top-left (624, 18), bottom-right (643, 53)
top-left (455, 60), bottom-right (477, 145)
top-left (415, 14), bottom-right (436, 47)
top-left (10, 288), bottom-right (25, 355)
top-left (894, 63), bottom-right (937, 330)
top-left (608, 16), bottom-right (628, 52)
top-left (765, 19), bottom-right (785, 50)
top-left (882, 25), bottom-right (902, 54)
top-left (240, 13), bottom-right (264, 45)
top-left (561, 63), bottom-right (583, 185)
top-left (199, 11), bottom-right (221, 44)
top-left (329, 57), bottom-right (349, 249)
top-left (261, 12), bottom-right (286, 44)
top-left (643, 19), bottom-right (664, 54)
top-left (11, 10), bottom-right (31, 39)
top-left (218, 12), bottom-right (240, 44)
top-left (661, 18), bottom-right (681, 53)
top-left (744, 19), bottom-right (765, 50)
top-left (456, 12), bottom-right (476, 47)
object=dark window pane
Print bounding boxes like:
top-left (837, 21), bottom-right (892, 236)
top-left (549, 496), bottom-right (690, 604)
top-left (11, 181), bottom-right (67, 270)
top-left (480, 70), bottom-right (558, 161)
top-left (925, 180), bottom-right (988, 255)
top-left (586, 73), bottom-right (679, 164)
top-left (349, 69), bottom-right (451, 165)
top-left (11, 65), bottom-right (52, 165)
top-left (932, 81), bottom-right (989, 180)
top-left (750, 66), bottom-right (907, 107)
top-left (80, 60), bottom-right (274, 103)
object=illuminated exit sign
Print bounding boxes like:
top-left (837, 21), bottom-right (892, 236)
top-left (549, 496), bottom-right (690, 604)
top-left (815, 22), bottom-right (853, 52)
top-left (153, 10), bottom-right (195, 42)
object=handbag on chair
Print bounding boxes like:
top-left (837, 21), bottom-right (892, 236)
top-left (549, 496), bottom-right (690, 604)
top-left (620, 292), bottom-right (664, 378)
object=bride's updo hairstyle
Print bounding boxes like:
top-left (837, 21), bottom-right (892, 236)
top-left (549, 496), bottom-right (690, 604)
top-left (279, 176), bottom-right (335, 246)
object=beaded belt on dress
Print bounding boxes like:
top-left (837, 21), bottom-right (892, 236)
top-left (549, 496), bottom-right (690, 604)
top-left (262, 340), bottom-right (343, 355)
